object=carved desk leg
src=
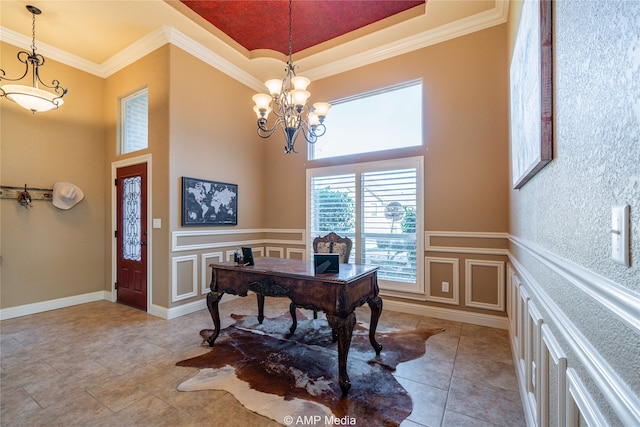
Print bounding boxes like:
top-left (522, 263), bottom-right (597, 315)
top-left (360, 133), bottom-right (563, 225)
top-left (288, 301), bottom-right (298, 336)
top-left (256, 294), bottom-right (265, 324)
top-left (327, 312), bottom-right (356, 395)
top-left (367, 295), bottom-right (383, 354)
top-left (204, 291), bottom-right (224, 346)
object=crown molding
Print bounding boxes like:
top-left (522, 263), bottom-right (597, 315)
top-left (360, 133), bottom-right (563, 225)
top-left (0, 25), bottom-right (261, 88)
top-left (0, 26), bottom-right (103, 76)
top-left (1, 1), bottom-right (508, 87)
top-left (164, 26), bottom-right (263, 91)
top-left (304, 0), bottom-right (509, 81)
top-left (98, 26), bottom-right (170, 78)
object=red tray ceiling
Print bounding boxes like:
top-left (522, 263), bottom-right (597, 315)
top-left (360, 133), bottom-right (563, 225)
top-left (180, 0), bottom-right (424, 55)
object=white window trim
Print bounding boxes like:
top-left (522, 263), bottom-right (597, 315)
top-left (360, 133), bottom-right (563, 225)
top-left (309, 79), bottom-right (423, 161)
top-left (118, 86), bottom-right (148, 155)
top-left (306, 156), bottom-right (425, 297)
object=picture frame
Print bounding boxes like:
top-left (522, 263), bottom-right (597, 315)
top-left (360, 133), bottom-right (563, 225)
top-left (181, 177), bottom-right (238, 226)
top-left (509, 0), bottom-right (553, 189)
top-left (241, 247), bottom-right (255, 266)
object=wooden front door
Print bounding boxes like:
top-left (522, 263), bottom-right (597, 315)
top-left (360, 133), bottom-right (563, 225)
top-left (116, 163), bottom-right (148, 311)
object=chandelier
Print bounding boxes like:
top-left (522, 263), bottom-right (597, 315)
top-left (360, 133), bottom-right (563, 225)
top-left (0, 5), bottom-right (68, 114)
top-left (252, 0), bottom-right (331, 154)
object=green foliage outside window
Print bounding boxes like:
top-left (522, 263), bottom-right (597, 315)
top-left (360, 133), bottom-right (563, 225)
top-left (315, 187), bottom-right (355, 233)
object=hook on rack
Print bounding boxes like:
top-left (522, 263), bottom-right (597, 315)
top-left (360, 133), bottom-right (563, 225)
top-left (17, 184), bottom-right (33, 208)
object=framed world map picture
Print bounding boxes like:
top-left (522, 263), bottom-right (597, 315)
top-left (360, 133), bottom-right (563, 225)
top-left (181, 177), bottom-right (238, 226)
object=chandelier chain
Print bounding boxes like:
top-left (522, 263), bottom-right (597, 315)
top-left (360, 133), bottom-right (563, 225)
top-left (288, 0), bottom-right (293, 61)
top-left (31, 11), bottom-right (37, 52)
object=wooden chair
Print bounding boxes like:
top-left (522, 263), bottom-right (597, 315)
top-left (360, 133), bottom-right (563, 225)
top-left (288, 232), bottom-right (353, 336)
top-left (312, 232), bottom-right (352, 263)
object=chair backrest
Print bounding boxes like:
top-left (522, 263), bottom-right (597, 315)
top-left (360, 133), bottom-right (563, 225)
top-left (313, 232), bottom-right (352, 263)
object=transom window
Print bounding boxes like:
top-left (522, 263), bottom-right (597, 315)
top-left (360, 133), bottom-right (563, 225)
top-left (119, 87), bottom-right (148, 155)
top-left (309, 80), bottom-right (423, 160)
top-left (308, 157), bottom-right (424, 295)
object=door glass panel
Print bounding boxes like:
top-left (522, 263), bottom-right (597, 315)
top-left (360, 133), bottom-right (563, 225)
top-left (122, 176), bottom-right (142, 261)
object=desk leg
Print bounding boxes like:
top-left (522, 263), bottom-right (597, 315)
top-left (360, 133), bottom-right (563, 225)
top-left (205, 291), bottom-right (224, 346)
top-left (256, 294), bottom-right (265, 324)
top-left (288, 301), bottom-right (298, 336)
top-left (367, 296), bottom-right (383, 355)
top-left (327, 312), bottom-right (356, 395)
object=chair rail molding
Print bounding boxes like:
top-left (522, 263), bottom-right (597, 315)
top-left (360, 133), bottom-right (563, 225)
top-left (509, 235), bottom-right (640, 335)
top-left (172, 228), bottom-right (305, 252)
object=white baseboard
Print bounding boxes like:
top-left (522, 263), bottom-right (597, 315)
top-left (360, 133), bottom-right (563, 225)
top-left (0, 292), bottom-right (239, 322)
top-left (150, 299), bottom-right (206, 320)
top-left (383, 298), bottom-right (509, 329)
top-left (0, 288), bottom-right (505, 330)
top-left (0, 291), bottom-right (110, 321)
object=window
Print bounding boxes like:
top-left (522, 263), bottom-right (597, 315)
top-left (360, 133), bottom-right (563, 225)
top-left (309, 80), bottom-right (423, 160)
top-left (120, 88), bottom-right (148, 154)
top-left (308, 157), bottom-right (424, 295)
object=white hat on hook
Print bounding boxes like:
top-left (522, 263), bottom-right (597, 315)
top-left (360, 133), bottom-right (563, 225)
top-left (52, 182), bottom-right (84, 210)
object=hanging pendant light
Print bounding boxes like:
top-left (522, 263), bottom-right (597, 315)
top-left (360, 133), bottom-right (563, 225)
top-left (252, 0), bottom-right (331, 154)
top-left (0, 5), bottom-right (68, 114)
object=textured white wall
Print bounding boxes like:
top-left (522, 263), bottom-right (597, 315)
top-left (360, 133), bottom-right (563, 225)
top-left (510, 1), bottom-right (640, 424)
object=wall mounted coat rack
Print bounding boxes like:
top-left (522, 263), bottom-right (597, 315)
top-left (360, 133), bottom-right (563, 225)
top-left (0, 184), bottom-right (53, 208)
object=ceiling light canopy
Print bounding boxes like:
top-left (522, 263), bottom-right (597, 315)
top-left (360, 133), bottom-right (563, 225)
top-left (0, 5), bottom-right (68, 114)
top-left (252, 0), bottom-right (331, 154)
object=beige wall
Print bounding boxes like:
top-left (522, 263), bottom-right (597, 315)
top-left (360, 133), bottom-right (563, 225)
top-left (103, 45), bottom-right (171, 307)
top-left (264, 25), bottom-right (510, 231)
top-left (167, 46), bottom-right (265, 231)
top-left (263, 24), bottom-right (510, 315)
top-left (167, 46), bottom-right (265, 308)
top-left (2, 24), bottom-right (510, 317)
top-left (1, 42), bottom-right (106, 308)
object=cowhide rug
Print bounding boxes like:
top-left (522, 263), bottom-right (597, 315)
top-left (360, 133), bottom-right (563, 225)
top-left (176, 311), bottom-right (444, 426)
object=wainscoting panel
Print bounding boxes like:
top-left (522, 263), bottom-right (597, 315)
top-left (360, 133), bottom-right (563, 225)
top-left (566, 368), bottom-right (606, 426)
top-left (525, 300), bottom-right (543, 426)
top-left (508, 254), bottom-right (640, 426)
top-left (252, 247), bottom-right (264, 257)
top-left (517, 285), bottom-right (530, 370)
top-left (425, 231), bottom-right (509, 255)
top-left (540, 324), bottom-right (567, 427)
top-left (287, 248), bottom-right (306, 260)
top-left (464, 259), bottom-right (505, 311)
top-left (266, 247), bottom-right (284, 258)
top-left (425, 256), bottom-right (460, 305)
top-left (508, 265), bottom-right (521, 353)
top-left (172, 255), bottom-right (198, 302)
top-left (201, 252), bottom-right (223, 294)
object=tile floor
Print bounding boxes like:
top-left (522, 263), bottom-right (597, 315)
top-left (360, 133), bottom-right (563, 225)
top-left (0, 297), bottom-right (525, 426)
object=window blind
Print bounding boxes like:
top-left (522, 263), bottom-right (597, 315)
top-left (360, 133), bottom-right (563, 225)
top-left (309, 165), bottom-right (418, 285)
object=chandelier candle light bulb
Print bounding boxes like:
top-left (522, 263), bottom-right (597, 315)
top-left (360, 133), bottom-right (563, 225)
top-left (252, 0), bottom-right (331, 154)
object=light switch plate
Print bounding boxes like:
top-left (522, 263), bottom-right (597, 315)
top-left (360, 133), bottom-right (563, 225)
top-left (611, 205), bottom-right (630, 266)
top-left (153, 218), bottom-right (162, 229)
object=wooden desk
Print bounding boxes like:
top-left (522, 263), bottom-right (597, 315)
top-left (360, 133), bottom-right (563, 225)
top-left (204, 257), bottom-right (383, 395)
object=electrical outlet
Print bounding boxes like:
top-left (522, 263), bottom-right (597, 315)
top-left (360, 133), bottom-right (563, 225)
top-left (442, 281), bottom-right (449, 293)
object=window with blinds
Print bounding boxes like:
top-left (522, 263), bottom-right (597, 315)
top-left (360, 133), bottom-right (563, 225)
top-left (308, 157), bottom-right (423, 295)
